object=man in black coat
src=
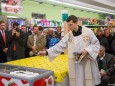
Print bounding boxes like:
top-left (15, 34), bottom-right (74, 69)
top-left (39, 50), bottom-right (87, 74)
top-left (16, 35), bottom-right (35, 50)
top-left (97, 45), bottom-right (115, 86)
top-left (0, 21), bottom-right (8, 62)
top-left (103, 29), bottom-right (114, 54)
top-left (96, 29), bottom-right (109, 52)
top-left (7, 22), bottom-right (26, 61)
top-left (21, 25), bottom-right (32, 58)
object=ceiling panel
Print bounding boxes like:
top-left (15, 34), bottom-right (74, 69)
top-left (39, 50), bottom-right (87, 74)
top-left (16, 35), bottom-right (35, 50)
top-left (32, 0), bottom-right (115, 14)
top-left (76, 0), bottom-right (115, 11)
top-left (94, 0), bottom-right (115, 7)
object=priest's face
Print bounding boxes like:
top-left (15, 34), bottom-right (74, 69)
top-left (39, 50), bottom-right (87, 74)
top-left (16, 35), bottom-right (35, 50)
top-left (67, 20), bottom-right (78, 31)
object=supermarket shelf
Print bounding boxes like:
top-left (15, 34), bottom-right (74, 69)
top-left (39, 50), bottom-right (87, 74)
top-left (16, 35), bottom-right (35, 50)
top-left (43, 26), bottom-right (57, 28)
top-left (83, 25), bottom-right (115, 28)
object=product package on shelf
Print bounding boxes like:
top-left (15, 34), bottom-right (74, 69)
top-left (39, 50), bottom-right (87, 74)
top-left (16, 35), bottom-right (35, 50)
top-left (29, 19), bottom-right (62, 28)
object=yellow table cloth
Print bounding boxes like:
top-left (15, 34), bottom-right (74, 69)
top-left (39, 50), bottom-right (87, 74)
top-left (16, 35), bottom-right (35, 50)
top-left (6, 54), bottom-right (68, 82)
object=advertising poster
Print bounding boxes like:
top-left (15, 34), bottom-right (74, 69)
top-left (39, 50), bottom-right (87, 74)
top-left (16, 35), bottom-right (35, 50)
top-left (1, 0), bottom-right (22, 14)
top-left (7, 18), bottom-right (25, 30)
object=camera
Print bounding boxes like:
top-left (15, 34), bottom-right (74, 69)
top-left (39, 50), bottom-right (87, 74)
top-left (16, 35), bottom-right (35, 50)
top-left (13, 28), bottom-right (20, 37)
top-left (15, 28), bottom-right (20, 32)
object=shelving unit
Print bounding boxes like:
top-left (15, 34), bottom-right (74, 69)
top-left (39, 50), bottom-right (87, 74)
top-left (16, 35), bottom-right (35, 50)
top-left (43, 26), bottom-right (57, 28)
top-left (84, 25), bottom-right (115, 28)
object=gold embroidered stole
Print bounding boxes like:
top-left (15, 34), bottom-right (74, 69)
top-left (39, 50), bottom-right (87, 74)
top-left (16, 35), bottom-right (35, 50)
top-left (82, 28), bottom-right (93, 86)
top-left (68, 28), bottom-right (93, 86)
top-left (68, 31), bottom-right (76, 86)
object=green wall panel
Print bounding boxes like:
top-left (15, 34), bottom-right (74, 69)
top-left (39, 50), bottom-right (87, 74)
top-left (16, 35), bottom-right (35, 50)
top-left (2, 0), bottom-right (103, 20)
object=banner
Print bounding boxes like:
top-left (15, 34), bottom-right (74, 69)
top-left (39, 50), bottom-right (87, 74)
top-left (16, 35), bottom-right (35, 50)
top-left (1, 0), bottom-right (22, 14)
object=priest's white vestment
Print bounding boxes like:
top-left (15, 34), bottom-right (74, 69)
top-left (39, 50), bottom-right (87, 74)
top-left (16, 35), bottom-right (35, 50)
top-left (47, 26), bottom-right (101, 86)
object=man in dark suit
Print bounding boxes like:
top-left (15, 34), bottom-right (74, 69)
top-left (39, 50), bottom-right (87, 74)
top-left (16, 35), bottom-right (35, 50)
top-left (96, 29), bottom-right (109, 52)
top-left (7, 22), bottom-right (26, 61)
top-left (0, 21), bottom-right (8, 63)
top-left (96, 45), bottom-right (115, 86)
top-left (103, 29), bottom-right (114, 54)
top-left (21, 25), bottom-right (32, 58)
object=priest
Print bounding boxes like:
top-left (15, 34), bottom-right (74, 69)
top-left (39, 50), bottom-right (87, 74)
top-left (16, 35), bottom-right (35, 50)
top-left (38, 15), bottom-right (101, 86)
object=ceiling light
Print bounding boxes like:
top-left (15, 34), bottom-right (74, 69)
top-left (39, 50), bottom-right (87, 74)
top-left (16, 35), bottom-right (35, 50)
top-left (48, 0), bottom-right (115, 15)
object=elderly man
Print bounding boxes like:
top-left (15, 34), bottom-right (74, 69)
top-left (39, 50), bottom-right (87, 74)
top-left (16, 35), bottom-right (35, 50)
top-left (97, 45), bottom-right (115, 86)
top-left (46, 28), bottom-right (59, 49)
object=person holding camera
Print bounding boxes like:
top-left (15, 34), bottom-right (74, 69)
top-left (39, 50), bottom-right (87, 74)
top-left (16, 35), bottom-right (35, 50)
top-left (7, 22), bottom-right (26, 61)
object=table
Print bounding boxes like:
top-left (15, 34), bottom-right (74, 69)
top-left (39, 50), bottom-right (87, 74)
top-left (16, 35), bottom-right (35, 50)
top-left (6, 54), bottom-right (69, 86)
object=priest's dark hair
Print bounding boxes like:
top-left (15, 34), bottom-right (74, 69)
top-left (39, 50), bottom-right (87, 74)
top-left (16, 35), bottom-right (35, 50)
top-left (66, 15), bottom-right (78, 23)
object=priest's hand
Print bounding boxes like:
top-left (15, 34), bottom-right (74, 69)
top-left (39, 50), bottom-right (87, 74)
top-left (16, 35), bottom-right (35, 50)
top-left (82, 49), bottom-right (88, 56)
top-left (37, 51), bottom-right (47, 56)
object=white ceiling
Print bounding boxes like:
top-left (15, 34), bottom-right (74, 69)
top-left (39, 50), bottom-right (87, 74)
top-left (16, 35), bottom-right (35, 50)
top-left (93, 0), bottom-right (115, 7)
top-left (76, 0), bottom-right (115, 10)
top-left (32, 0), bottom-right (115, 15)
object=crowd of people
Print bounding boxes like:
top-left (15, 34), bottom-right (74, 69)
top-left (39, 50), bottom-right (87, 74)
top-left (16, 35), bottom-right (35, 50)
top-left (0, 21), bottom-right (62, 62)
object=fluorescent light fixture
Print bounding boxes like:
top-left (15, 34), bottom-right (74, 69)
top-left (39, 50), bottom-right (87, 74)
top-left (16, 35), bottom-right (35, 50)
top-left (7, 16), bottom-right (18, 18)
top-left (48, 0), bottom-right (115, 15)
